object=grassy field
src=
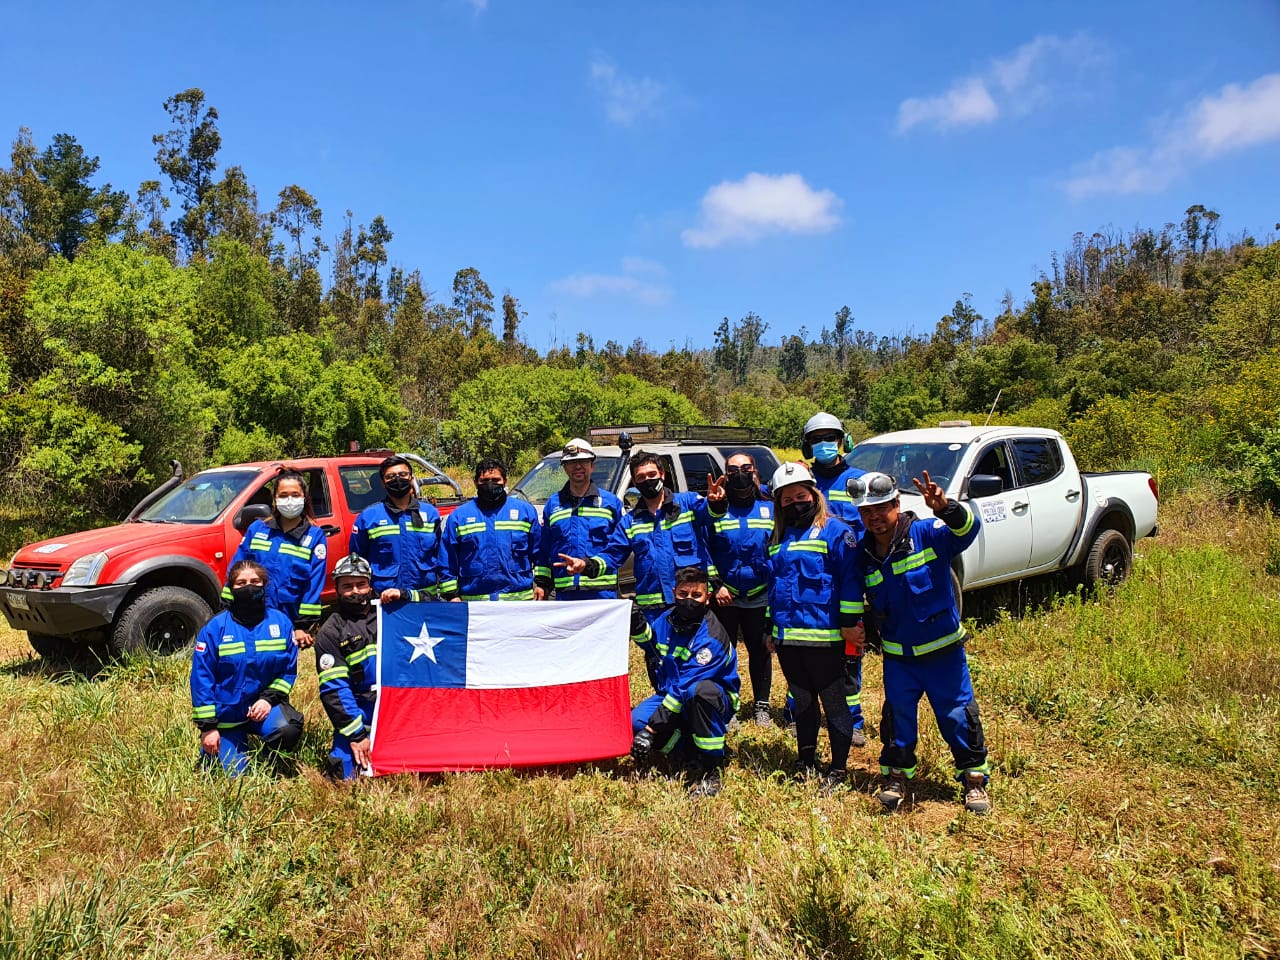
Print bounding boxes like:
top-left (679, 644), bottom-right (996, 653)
top-left (0, 492), bottom-right (1278, 959)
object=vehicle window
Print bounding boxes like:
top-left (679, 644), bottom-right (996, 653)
top-left (136, 469), bottom-right (261, 524)
top-left (1012, 438), bottom-right (1063, 487)
top-left (971, 443), bottom-right (1015, 491)
top-left (301, 469), bottom-right (333, 517)
top-left (846, 442), bottom-right (967, 491)
top-left (340, 465), bottom-right (385, 513)
top-left (513, 456), bottom-right (623, 504)
top-left (679, 453), bottom-right (719, 496)
top-left (659, 456), bottom-right (678, 491)
top-left (721, 447), bottom-right (779, 481)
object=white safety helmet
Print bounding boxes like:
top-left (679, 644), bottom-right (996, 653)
top-left (847, 472), bottom-right (900, 508)
top-left (802, 411), bottom-right (845, 440)
top-left (770, 461), bottom-right (816, 494)
top-left (333, 553), bottom-right (373, 582)
top-left (560, 438), bottom-right (596, 463)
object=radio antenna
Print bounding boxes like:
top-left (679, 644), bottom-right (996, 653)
top-left (984, 389), bottom-right (1003, 426)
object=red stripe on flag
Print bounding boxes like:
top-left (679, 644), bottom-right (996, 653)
top-left (370, 674), bottom-right (633, 773)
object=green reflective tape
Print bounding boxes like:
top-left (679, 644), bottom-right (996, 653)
top-left (218, 642), bottom-right (246, 657)
top-left (318, 667), bottom-right (350, 684)
top-left (891, 548), bottom-right (937, 575)
top-left (662, 694), bottom-right (682, 713)
top-left (269, 679), bottom-right (293, 694)
top-left (880, 764), bottom-right (918, 778)
top-left (692, 735), bottom-right (725, 751)
top-left (949, 505), bottom-right (975, 536)
top-left (865, 570), bottom-right (884, 587)
top-left (912, 627), bottom-right (965, 656)
top-left (366, 525), bottom-right (401, 540)
top-left (340, 717), bottom-right (366, 737)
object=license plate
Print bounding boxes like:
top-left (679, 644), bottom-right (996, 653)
top-left (7, 592), bottom-right (29, 611)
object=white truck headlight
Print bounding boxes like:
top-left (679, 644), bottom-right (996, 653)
top-left (62, 552), bottom-right (108, 587)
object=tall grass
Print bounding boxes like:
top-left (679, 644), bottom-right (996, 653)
top-left (0, 491), bottom-right (1276, 958)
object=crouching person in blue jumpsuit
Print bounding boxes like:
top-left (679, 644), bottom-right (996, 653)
top-left (850, 470), bottom-right (991, 815)
top-left (313, 554), bottom-right (379, 779)
top-left (629, 566), bottom-right (740, 797)
top-left (191, 560), bottom-right (303, 776)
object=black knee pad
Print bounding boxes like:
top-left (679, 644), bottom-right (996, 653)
top-left (263, 702), bottom-right (304, 753)
top-left (964, 701), bottom-right (986, 752)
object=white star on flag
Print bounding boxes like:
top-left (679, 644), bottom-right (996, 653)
top-left (406, 622), bottom-right (445, 664)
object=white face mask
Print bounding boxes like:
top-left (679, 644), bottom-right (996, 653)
top-left (276, 496), bottom-right (306, 519)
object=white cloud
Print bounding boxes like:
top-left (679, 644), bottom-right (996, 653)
top-left (1063, 72), bottom-right (1280, 198)
top-left (465, 0), bottom-right (487, 10)
top-left (681, 173), bottom-right (842, 249)
top-left (549, 257), bottom-right (670, 305)
top-left (898, 33), bottom-right (1107, 133)
top-left (590, 58), bottom-right (667, 126)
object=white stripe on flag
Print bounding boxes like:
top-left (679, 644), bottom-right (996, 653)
top-left (464, 599), bottom-right (630, 689)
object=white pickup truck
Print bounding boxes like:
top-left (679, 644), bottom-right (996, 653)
top-left (846, 425), bottom-right (1159, 604)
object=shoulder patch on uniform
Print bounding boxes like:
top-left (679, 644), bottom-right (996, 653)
top-left (195, 640), bottom-right (206, 653)
top-left (315, 543), bottom-right (327, 559)
top-left (933, 518), bottom-right (946, 529)
top-left (509, 508), bottom-right (519, 520)
top-left (303, 535), bottom-right (313, 547)
top-left (268, 623), bottom-right (281, 639)
top-left (319, 653), bottom-right (335, 670)
top-left (844, 532), bottom-right (858, 547)
top-left (760, 506), bottom-right (770, 518)
top-left (696, 647), bottom-right (713, 665)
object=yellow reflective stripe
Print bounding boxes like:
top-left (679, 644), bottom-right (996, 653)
top-left (555, 575), bottom-right (617, 589)
top-left (957, 761), bottom-right (990, 777)
top-left (248, 537), bottom-right (273, 551)
top-left (662, 694), bottom-right (683, 713)
top-left (949, 505), bottom-right (975, 537)
top-left (882, 641), bottom-right (903, 654)
top-left (912, 627), bottom-right (966, 656)
top-left (828, 491), bottom-right (854, 503)
top-left (268, 678), bottom-right (293, 694)
top-left (256, 639), bottom-right (288, 652)
top-left (298, 603), bottom-right (323, 617)
top-left (692, 735), bottom-right (725, 751)
top-left (220, 586), bottom-right (232, 600)
top-left (865, 570), bottom-right (884, 586)
top-left (493, 520), bottom-right (532, 533)
top-left (461, 589), bottom-right (534, 601)
top-left (726, 583), bottom-right (767, 598)
top-left (627, 523), bottom-right (654, 537)
top-left (217, 721), bottom-right (246, 730)
top-left (340, 717), bottom-right (366, 737)
top-left (578, 507), bottom-right (615, 520)
top-left (713, 519), bottom-right (737, 533)
top-left (880, 764), bottom-right (918, 778)
top-left (366, 525), bottom-right (401, 540)
top-left (192, 705), bottom-right (216, 719)
top-left (534, 565), bottom-right (553, 579)
top-left (345, 644), bottom-right (377, 666)
top-left (636, 593), bottom-right (664, 605)
top-left (218, 642), bottom-right (246, 657)
top-left (438, 579), bottom-right (458, 593)
top-left (778, 627), bottom-right (841, 643)
top-left (662, 515), bottom-right (693, 530)
top-left (787, 540), bottom-right (828, 554)
top-left (846, 691), bottom-right (861, 707)
top-left (456, 522), bottom-right (487, 536)
top-left (840, 601), bottom-right (864, 614)
top-left (892, 548), bottom-right (938, 575)
top-left (654, 642), bottom-right (669, 656)
top-left (746, 519), bottom-right (775, 529)
top-left (278, 544), bottom-right (312, 560)
top-left (768, 544), bottom-right (781, 556)
top-left (318, 666), bottom-right (350, 684)
top-left (406, 524), bottom-right (435, 533)
top-left (548, 508), bottom-right (573, 525)
top-left (672, 646), bottom-right (692, 661)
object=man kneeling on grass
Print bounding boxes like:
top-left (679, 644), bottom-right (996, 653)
top-left (313, 553), bottom-right (379, 779)
top-left (629, 566), bottom-right (741, 797)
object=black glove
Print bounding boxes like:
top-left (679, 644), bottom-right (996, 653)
top-left (631, 728), bottom-right (655, 765)
top-left (630, 602), bottom-right (648, 638)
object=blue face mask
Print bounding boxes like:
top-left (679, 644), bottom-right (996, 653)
top-left (811, 441), bottom-right (840, 465)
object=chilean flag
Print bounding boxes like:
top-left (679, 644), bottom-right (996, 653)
top-left (369, 599), bottom-right (633, 773)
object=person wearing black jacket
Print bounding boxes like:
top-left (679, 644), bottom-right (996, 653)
top-left (313, 554), bottom-right (379, 779)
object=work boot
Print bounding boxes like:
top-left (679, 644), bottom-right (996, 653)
top-left (688, 766), bottom-right (722, 798)
top-left (963, 772), bottom-right (991, 815)
top-left (820, 767), bottom-right (848, 795)
top-left (850, 726), bottom-right (867, 748)
top-left (753, 701), bottom-right (775, 728)
top-left (877, 773), bottom-right (909, 813)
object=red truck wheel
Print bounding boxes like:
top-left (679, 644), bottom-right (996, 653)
top-left (110, 586), bottom-right (211, 657)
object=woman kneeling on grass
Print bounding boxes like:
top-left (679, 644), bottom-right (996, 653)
top-left (765, 462), bottom-right (864, 791)
top-left (191, 560), bottom-right (303, 776)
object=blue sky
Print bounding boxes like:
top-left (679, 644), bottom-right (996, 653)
top-left (3, 1), bottom-right (1278, 352)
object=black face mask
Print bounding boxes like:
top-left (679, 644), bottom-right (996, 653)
top-left (338, 590), bottom-right (372, 615)
top-left (671, 598), bottom-right (708, 632)
top-left (727, 472), bottom-right (756, 497)
top-left (384, 475), bottom-right (413, 499)
top-left (229, 585), bottom-right (267, 624)
top-left (783, 501), bottom-right (817, 529)
top-left (637, 477), bottom-right (664, 500)
top-left (476, 481), bottom-right (506, 508)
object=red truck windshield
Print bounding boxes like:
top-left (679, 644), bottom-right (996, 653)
top-left (135, 469), bottom-right (261, 523)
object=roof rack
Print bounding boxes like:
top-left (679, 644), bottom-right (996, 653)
top-left (587, 424), bottom-right (769, 445)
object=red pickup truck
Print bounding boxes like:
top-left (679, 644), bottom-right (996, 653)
top-left (0, 452), bottom-right (462, 659)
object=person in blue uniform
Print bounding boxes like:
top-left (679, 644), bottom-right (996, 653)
top-left (798, 411), bottom-right (869, 745)
top-left (192, 560), bottom-right (303, 776)
top-left (313, 553), bottom-right (378, 780)
top-left (441, 458), bottom-right (543, 601)
top-left (223, 470), bottom-right (327, 648)
top-left (629, 565), bottom-right (741, 797)
top-left (766, 461), bottom-right (863, 790)
top-left (850, 470), bottom-right (991, 815)
top-left (349, 455), bottom-right (445, 603)
top-left (535, 438), bottom-right (624, 600)
top-left (697, 452), bottom-right (775, 727)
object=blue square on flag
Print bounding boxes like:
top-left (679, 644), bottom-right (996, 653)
top-left (380, 602), bottom-right (469, 689)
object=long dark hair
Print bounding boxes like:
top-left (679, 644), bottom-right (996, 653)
top-left (271, 470), bottom-right (315, 526)
top-left (725, 451), bottom-right (769, 502)
top-left (228, 559), bottom-right (270, 586)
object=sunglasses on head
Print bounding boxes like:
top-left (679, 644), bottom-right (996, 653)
top-left (724, 465), bottom-right (754, 476)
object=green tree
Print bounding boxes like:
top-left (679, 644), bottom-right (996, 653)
top-left (152, 88), bottom-right (222, 258)
top-left (35, 133), bottom-right (128, 259)
top-left (452, 267), bottom-right (494, 338)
